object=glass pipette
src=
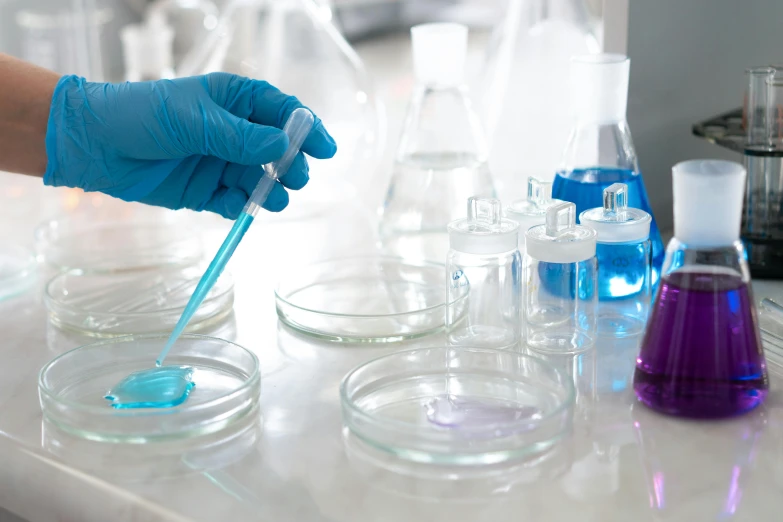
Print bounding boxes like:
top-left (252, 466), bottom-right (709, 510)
top-left (156, 107), bottom-right (315, 366)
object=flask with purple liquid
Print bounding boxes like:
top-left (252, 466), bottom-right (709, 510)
top-left (633, 160), bottom-right (768, 418)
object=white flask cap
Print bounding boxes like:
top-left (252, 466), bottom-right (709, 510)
top-left (672, 160), bottom-right (746, 247)
top-left (506, 177), bottom-right (566, 247)
top-left (411, 23), bottom-right (468, 87)
top-left (570, 54), bottom-right (629, 124)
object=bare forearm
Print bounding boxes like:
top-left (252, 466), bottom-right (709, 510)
top-left (0, 54), bottom-right (60, 176)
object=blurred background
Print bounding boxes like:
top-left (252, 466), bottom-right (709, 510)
top-left (0, 0), bottom-right (780, 233)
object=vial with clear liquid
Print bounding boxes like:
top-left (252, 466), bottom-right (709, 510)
top-left (580, 182), bottom-right (652, 337)
top-left (633, 160), bottom-right (769, 418)
top-left (552, 54), bottom-right (664, 288)
top-left (446, 197), bottom-right (521, 350)
top-left (380, 23), bottom-right (495, 263)
top-left (524, 201), bottom-right (597, 354)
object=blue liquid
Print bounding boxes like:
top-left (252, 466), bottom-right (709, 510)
top-left (105, 366), bottom-right (195, 409)
top-left (553, 168), bottom-right (664, 289)
top-left (594, 240), bottom-right (651, 301)
top-left (156, 211), bottom-right (254, 366)
top-left (537, 260), bottom-right (596, 301)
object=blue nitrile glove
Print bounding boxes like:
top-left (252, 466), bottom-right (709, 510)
top-left (44, 73), bottom-right (337, 219)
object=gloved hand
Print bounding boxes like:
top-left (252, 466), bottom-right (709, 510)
top-left (44, 73), bottom-right (337, 219)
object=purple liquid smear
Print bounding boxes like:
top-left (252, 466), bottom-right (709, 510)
top-left (425, 394), bottom-right (542, 436)
top-left (634, 271), bottom-right (768, 417)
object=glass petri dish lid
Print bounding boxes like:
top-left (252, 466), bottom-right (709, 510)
top-left (39, 334), bottom-right (260, 442)
top-left (275, 256), bottom-right (451, 343)
top-left (35, 208), bottom-right (203, 272)
top-left (46, 265), bottom-right (234, 337)
top-left (341, 347), bottom-right (575, 465)
top-left (0, 244), bottom-right (37, 300)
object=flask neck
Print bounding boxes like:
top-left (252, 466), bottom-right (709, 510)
top-left (560, 120), bottom-right (639, 173)
top-left (661, 238), bottom-right (751, 284)
top-left (396, 84), bottom-right (488, 161)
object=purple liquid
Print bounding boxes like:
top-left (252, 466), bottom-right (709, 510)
top-left (634, 271), bottom-right (768, 418)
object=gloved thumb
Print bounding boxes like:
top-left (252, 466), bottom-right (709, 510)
top-left (196, 107), bottom-right (289, 166)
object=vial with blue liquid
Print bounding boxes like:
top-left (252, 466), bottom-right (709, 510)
top-left (552, 54), bottom-right (663, 289)
top-left (580, 183), bottom-right (652, 338)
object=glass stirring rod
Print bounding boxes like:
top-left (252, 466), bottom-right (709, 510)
top-left (156, 108), bottom-right (315, 366)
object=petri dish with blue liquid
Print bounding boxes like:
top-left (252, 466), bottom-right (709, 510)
top-left (38, 334), bottom-right (260, 442)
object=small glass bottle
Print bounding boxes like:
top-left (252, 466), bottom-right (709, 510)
top-left (524, 201), bottom-right (597, 353)
top-left (505, 177), bottom-right (564, 253)
top-left (380, 23), bottom-right (496, 263)
top-left (446, 197), bottom-right (521, 350)
top-left (553, 54), bottom-right (664, 288)
top-left (579, 182), bottom-right (652, 337)
top-left (634, 160), bottom-right (769, 418)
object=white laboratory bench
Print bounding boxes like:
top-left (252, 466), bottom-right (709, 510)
top-left (0, 33), bottom-right (780, 522)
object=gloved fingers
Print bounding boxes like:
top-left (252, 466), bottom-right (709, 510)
top-left (260, 181), bottom-right (289, 212)
top-left (278, 153), bottom-right (309, 190)
top-left (203, 186), bottom-right (248, 220)
top-left (243, 81), bottom-right (337, 160)
top-left (199, 108), bottom-right (290, 166)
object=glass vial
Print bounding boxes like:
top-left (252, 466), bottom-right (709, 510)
top-left (380, 23), bottom-right (495, 263)
top-left (579, 182), bottom-right (652, 335)
top-left (524, 201), bottom-right (597, 353)
top-left (553, 54), bottom-right (664, 288)
top-left (505, 177), bottom-right (565, 253)
top-left (446, 197), bottom-right (521, 350)
top-left (634, 160), bottom-right (768, 418)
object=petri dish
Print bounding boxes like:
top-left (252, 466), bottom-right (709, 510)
top-left (39, 334), bottom-right (260, 442)
top-left (340, 347), bottom-right (575, 465)
top-left (35, 210), bottom-right (203, 272)
top-left (275, 256), bottom-right (451, 343)
top-left (0, 244), bottom-right (37, 300)
top-left (45, 265), bottom-right (234, 337)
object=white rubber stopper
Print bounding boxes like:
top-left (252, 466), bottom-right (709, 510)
top-left (570, 54), bottom-right (629, 124)
top-left (672, 160), bottom-right (746, 248)
top-left (411, 23), bottom-right (468, 87)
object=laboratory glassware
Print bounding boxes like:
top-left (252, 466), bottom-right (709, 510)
top-left (505, 177), bottom-right (565, 252)
top-left (446, 197), bottom-right (521, 350)
top-left (579, 182), bottom-right (652, 336)
top-left (758, 297), bottom-right (783, 376)
top-left (478, 0), bottom-right (600, 199)
top-left (524, 201), bottom-right (597, 353)
top-left (380, 22), bottom-right (495, 263)
top-left (120, 17), bottom-right (176, 82)
top-left (7, 0), bottom-right (110, 80)
top-left (158, 107), bottom-right (313, 365)
top-left (0, 245), bottom-right (37, 301)
top-left (179, 0), bottom-right (384, 214)
top-left (275, 256), bottom-right (450, 343)
top-left (45, 265), bottom-right (234, 337)
top-left (693, 66), bottom-right (783, 278)
top-left (35, 206), bottom-right (203, 273)
top-left (553, 54), bottom-right (664, 289)
top-left (633, 160), bottom-right (768, 418)
top-left (340, 346), bottom-right (574, 465)
top-left (38, 334), bottom-right (259, 442)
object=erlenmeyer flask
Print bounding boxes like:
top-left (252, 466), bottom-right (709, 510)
top-left (379, 23), bottom-right (495, 263)
top-left (553, 54), bottom-right (664, 289)
top-left (478, 0), bottom-right (600, 200)
top-left (634, 160), bottom-right (768, 418)
top-left (179, 0), bottom-right (384, 218)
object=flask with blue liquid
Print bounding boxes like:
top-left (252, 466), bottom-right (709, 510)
top-left (580, 183), bottom-right (652, 338)
top-left (553, 54), bottom-right (663, 289)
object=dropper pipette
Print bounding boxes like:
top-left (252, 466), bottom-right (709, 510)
top-left (156, 108), bottom-right (315, 366)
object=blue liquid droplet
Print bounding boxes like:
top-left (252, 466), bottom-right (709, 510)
top-left (105, 366), bottom-right (195, 409)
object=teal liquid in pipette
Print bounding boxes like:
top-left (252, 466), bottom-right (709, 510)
top-left (104, 212), bottom-right (254, 410)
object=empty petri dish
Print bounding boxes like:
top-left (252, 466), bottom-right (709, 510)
top-left (341, 347), bottom-right (575, 465)
top-left (275, 256), bottom-right (452, 343)
top-left (39, 334), bottom-right (260, 442)
top-left (45, 265), bottom-right (234, 337)
top-left (0, 244), bottom-right (37, 300)
top-left (35, 209), bottom-right (203, 272)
